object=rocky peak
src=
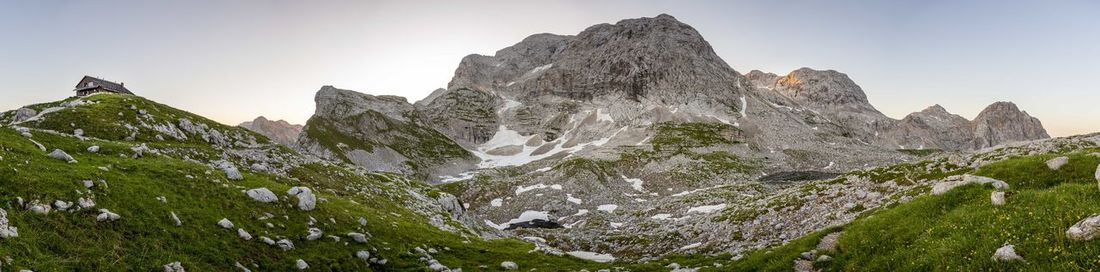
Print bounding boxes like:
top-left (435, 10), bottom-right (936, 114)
top-left (239, 116), bottom-right (303, 147)
top-left (746, 70), bottom-right (779, 88)
top-left (313, 85), bottom-right (414, 122)
top-left (971, 101), bottom-right (1049, 148)
top-left (774, 68), bottom-right (872, 108)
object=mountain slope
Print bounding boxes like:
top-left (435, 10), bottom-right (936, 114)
top-left (0, 93), bottom-right (619, 271)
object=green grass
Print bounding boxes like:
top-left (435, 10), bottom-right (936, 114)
top-left (651, 122), bottom-right (742, 152)
top-left (733, 151), bottom-right (1100, 271)
top-left (0, 96), bottom-right (615, 271)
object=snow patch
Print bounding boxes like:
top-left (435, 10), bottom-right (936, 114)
top-left (687, 204), bottom-right (727, 214)
top-left (515, 183), bottom-right (563, 195)
top-left (597, 204), bottom-right (619, 213)
top-left (621, 175), bottom-right (645, 192)
top-left (490, 198), bottom-right (503, 207)
top-left (567, 251), bottom-right (616, 263)
top-left (566, 194), bottom-right (583, 204)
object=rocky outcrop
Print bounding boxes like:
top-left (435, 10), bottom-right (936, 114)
top-left (296, 86), bottom-right (476, 180)
top-left (239, 116), bottom-right (303, 148)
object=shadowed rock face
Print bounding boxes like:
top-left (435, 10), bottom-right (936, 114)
top-left (239, 116), bottom-right (303, 148)
top-left (296, 86), bottom-right (477, 181)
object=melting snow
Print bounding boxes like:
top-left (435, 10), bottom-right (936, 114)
top-left (473, 125), bottom-right (627, 168)
top-left (490, 198), bottom-right (503, 207)
top-left (687, 204), bottom-right (727, 214)
top-left (498, 99), bottom-right (523, 114)
top-left (515, 183), bottom-right (563, 195)
top-left (535, 166), bottom-right (553, 172)
top-left (566, 251), bottom-right (616, 263)
top-left (566, 194), bottom-right (583, 204)
top-left (488, 210), bottom-right (551, 230)
top-left (595, 109), bottom-right (614, 123)
top-left (621, 175), bottom-right (645, 192)
top-left (597, 204), bottom-right (619, 213)
top-left (610, 222), bottom-right (623, 228)
top-left (823, 161), bottom-right (835, 170)
top-left (739, 95), bottom-right (748, 117)
top-left (671, 185), bottom-right (731, 197)
top-left (679, 242), bottom-right (703, 251)
top-left (651, 214), bottom-right (673, 220)
top-left (526, 63), bottom-right (553, 75)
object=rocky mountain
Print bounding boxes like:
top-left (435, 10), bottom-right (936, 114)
top-left (238, 116), bottom-right (302, 147)
top-left (971, 101), bottom-right (1050, 149)
top-left (291, 13), bottom-right (1053, 264)
top-left (296, 86), bottom-right (477, 180)
top-left (748, 68), bottom-right (1050, 151)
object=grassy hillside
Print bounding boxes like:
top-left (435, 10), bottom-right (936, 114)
top-left (731, 141), bottom-right (1100, 271)
top-left (0, 94), bottom-right (609, 271)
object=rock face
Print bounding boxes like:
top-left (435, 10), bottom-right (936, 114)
top-left (883, 105), bottom-right (975, 150)
top-left (296, 86), bottom-right (477, 180)
top-left (239, 116), bottom-right (303, 148)
top-left (971, 102), bottom-right (1049, 149)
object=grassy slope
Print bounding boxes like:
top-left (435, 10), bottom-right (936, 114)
top-left (0, 95), bottom-right (607, 271)
top-left (731, 149), bottom-right (1100, 271)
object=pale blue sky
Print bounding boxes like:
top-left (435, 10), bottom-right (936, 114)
top-left (1, 0), bottom-right (1097, 136)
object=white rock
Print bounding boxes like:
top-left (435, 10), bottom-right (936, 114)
top-left (356, 250), bottom-right (371, 262)
top-left (77, 197), bottom-right (96, 209)
top-left (1095, 164), bottom-right (1100, 190)
top-left (1067, 214), bottom-right (1100, 241)
top-left (74, 129), bottom-right (84, 137)
top-left (358, 217), bottom-right (368, 226)
top-left (0, 208), bottom-right (18, 238)
top-left (306, 228), bottom-right (323, 240)
top-left (348, 232), bottom-right (368, 243)
top-left (260, 236), bottom-right (276, 245)
top-left (277, 239), bottom-right (295, 250)
top-left (991, 244), bottom-right (1024, 262)
top-left (170, 212), bottom-right (182, 226)
top-left (156, 196), bottom-right (168, 203)
top-left (501, 261), bottom-right (518, 270)
top-left (217, 218), bottom-right (235, 229)
top-left (287, 186), bottom-right (317, 211)
top-left (54, 200), bottom-right (73, 211)
top-left (82, 180), bottom-right (95, 188)
top-left (1046, 156), bottom-right (1069, 170)
top-left (97, 209), bottom-right (120, 222)
top-left (991, 192), bottom-right (1006, 206)
top-left (48, 149), bottom-right (76, 163)
top-left (245, 188), bottom-right (278, 203)
top-left (164, 261), bottom-right (186, 272)
top-left (27, 202), bottom-right (51, 214)
top-left (295, 259), bottom-right (309, 270)
top-left (87, 145), bottom-right (100, 153)
top-left (237, 228), bottom-right (252, 240)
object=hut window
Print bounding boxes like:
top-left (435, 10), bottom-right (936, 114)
top-left (86, 82), bottom-right (95, 87)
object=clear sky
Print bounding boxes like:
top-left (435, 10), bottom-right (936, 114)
top-left (1, 0), bottom-right (1097, 136)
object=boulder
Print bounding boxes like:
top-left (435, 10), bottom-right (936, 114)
top-left (245, 188), bottom-right (278, 203)
top-left (87, 145), bottom-right (100, 153)
top-left (1046, 156), bottom-right (1069, 170)
top-left (277, 239), bottom-right (295, 250)
top-left (77, 197), bottom-right (96, 209)
top-left (164, 261), bottom-right (186, 272)
top-left (1067, 214), bottom-right (1100, 241)
top-left (991, 191), bottom-right (1006, 206)
top-left (295, 259), bottom-right (309, 270)
top-left (217, 218), bottom-right (235, 229)
top-left (0, 208), bottom-right (18, 238)
top-left (1095, 164), bottom-right (1100, 190)
top-left (237, 228), bottom-right (252, 240)
top-left (48, 149), bottom-right (77, 163)
top-left (501, 261), bottom-right (518, 270)
top-left (991, 244), bottom-right (1024, 262)
top-left (348, 232), bottom-right (368, 243)
top-left (96, 209), bottom-right (121, 222)
top-left (287, 187), bottom-right (317, 211)
top-left (12, 107), bottom-right (36, 123)
top-left (74, 129), bottom-right (84, 137)
top-left (305, 228), bottom-right (323, 241)
top-left (260, 236), bottom-right (276, 245)
top-left (356, 251), bottom-right (371, 262)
